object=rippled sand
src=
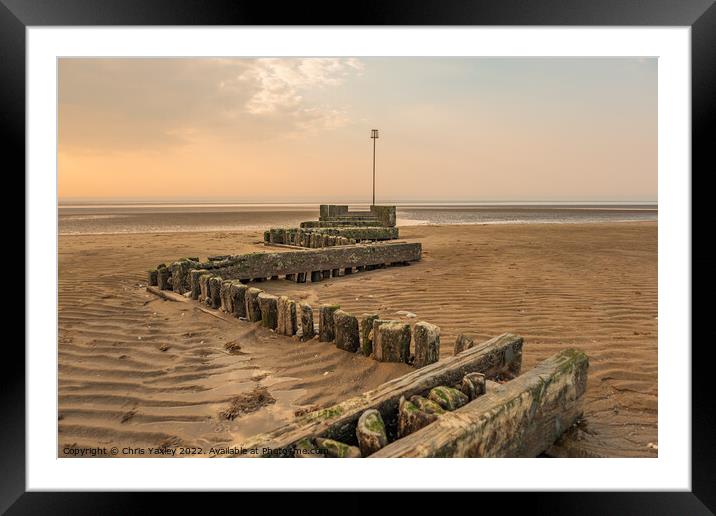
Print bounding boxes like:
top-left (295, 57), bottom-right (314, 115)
top-left (58, 222), bottom-right (657, 457)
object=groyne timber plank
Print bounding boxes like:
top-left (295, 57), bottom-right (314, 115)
top-left (238, 333), bottom-right (523, 454)
top-left (199, 242), bottom-right (421, 281)
top-left (372, 348), bottom-right (589, 458)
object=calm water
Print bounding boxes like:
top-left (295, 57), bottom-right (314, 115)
top-left (59, 203), bottom-right (657, 235)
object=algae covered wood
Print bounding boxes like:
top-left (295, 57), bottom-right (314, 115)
top-left (372, 348), bottom-right (588, 458)
top-left (237, 333), bottom-right (523, 454)
top-left (190, 242), bottom-right (421, 282)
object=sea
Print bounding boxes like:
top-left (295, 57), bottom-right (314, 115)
top-left (58, 202), bottom-right (658, 236)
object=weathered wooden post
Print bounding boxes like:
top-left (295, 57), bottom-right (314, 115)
top-left (230, 282), bottom-right (248, 318)
top-left (220, 280), bottom-right (234, 312)
top-left (454, 333), bottom-right (477, 354)
top-left (374, 321), bottom-right (411, 363)
top-left (319, 304), bottom-right (340, 342)
top-left (277, 296), bottom-right (289, 334)
top-left (360, 314), bottom-right (379, 356)
top-left (413, 322), bottom-right (440, 368)
top-left (245, 287), bottom-right (263, 322)
top-left (199, 273), bottom-right (212, 304)
top-left (299, 302), bottom-right (315, 340)
top-left (258, 293), bottom-right (279, 329)
top-left (157, 266), bottom-right (171, 290)
top-left (334, 310), bottom-right (360, 352)
top-left (285, 299), bottom-right (297, 336)
top-left (208, 276), bottom-right (223, 309)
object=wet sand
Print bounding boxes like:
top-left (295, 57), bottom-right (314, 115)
top-left (58, 222), bottom-right (657, 457)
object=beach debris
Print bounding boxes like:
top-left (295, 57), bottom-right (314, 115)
top-left (219, 386), bottom-right (276, 421)
top-left (428, 386), bottom-right (469, 411)
top-left (373, 320), bottom-right (411, 363)
top-left (648, 442), bottom-right (658, 450)
top-left (120, 410), bottom-right (137, 423)
top-left (356, 409), bottom-right (388, 456)
top-left (413, 321), bottom-right (440, 368)
top-left (319, 304), bottom-right (340, 342)
top-left (224, 340), bottom-right (242, 354)
top-left (315, 438), bottom-right (362, 458)
top-left (396, 310), bottom-right (416, 318)
top-left (333, 310), bottom-right (360, 352)
top-left (459, 372), bottom-right (486, 400)
top-left (397, 396), bottom-right (438, 438)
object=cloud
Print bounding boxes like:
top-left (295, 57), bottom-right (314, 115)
top-left (58, 58), bottom-right (363, 154)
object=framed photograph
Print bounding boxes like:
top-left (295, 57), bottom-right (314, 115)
top-left (7, 0), bottom-right (714, 512)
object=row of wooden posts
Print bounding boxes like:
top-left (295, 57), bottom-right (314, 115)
top-left (264, 228), bottom-right (355, 248)
top-left (191, 269), bottom-right (440, 367)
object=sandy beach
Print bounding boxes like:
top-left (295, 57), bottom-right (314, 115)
top-left (58, 220), bottom-right (657, 458)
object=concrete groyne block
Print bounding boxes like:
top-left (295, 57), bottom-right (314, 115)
top-left (374, 321), bottom-right (411, 363)
top-left (334, 310), bottom-right (360, 352)
top-left (413, 322), bottom-right (440, 368)
top-left (258, 293), bottom-right (279, 329)
top-left (319, 304), bottom-right (340, 342)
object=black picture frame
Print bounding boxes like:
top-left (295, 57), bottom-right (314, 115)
top-left (4, 0), bottom-right (714, 513)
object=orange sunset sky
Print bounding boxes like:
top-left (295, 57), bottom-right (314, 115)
top-left (58, 57), bottom-right (657, 204)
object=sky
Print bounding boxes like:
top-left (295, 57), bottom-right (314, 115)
top-left (58, 57), bottom-right (657, 204)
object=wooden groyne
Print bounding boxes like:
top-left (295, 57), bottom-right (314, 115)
top-left (148, 242), bottom-right (421, 290)
top-left (238, 334), bottom-right (524, 455)
top-left (372, 349), bottom-right (588, 457)
top-left (264, 226), bottom-right (399, 247)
